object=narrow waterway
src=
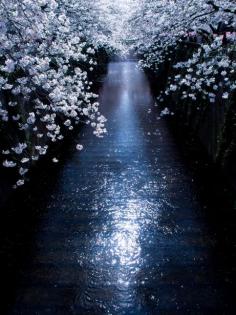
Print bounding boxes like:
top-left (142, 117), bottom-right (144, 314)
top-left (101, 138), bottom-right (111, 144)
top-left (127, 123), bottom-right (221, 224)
top-left (1, 62), bottom-right (235, 314)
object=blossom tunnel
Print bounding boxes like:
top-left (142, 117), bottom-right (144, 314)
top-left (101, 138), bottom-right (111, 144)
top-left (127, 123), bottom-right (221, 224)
top-left (0, 1), bottom-right (236, 314)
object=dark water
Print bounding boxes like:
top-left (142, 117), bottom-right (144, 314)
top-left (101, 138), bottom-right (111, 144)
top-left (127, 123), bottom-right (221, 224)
top-left (1, 62), bottom-right (235, 314)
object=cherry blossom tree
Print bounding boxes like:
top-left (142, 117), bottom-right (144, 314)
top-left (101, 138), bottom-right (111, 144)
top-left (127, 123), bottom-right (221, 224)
top-left (0, 0), bottom-right (107, 187)
top-left (130, 0), bottom-right (236, 104)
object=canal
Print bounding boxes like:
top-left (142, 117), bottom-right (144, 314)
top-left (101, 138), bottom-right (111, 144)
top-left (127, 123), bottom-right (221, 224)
top-left (1, 61), bottom-right (235, 314)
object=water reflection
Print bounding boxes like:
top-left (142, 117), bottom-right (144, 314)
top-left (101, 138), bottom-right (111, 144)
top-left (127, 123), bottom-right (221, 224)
top-left (74, 62), bottom-right (197, 315)
top-left (70, 63), bottom-right (221, 314)
top-left (7, 62), bottom-right (231, 315)
top-left (74, 62), bottom-right (162, 313)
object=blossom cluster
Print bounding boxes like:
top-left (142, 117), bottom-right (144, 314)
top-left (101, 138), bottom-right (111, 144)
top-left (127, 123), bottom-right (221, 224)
top-left (162, 35), bottom-right (236, 104)
top-left (0, 0), bottom-right (107, 187)
top-left (130, 0), bottom-right (236, 106)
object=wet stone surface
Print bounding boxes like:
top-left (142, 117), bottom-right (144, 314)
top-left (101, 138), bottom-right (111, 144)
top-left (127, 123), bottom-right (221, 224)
top-left (0, 62), bottom-right (236, 314)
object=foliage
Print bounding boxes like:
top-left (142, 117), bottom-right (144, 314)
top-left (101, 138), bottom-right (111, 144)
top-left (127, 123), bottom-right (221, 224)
top-left (130, 0), bottom-right (236, 104)
top-left (0, 0), bottom-right (108, 187)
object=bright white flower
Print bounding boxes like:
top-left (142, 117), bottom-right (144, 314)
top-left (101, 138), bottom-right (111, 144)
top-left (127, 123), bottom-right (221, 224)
top-left (222, 92), bottom-right (229, 99)
top-left (76, 144), bottom-right (83, 151)
top-left (160, 108), bottom-right (170, 117)
top-left (16, 179), bottom-right (25, 186)
top-left (11, 143), bottom-right (27, 155)
top-left (82, 108), bottom-right (89, 116)
top-left (27, 113), bottom-right (36, 125)
top-left (21, 158), bottom-right (30, 163)
top-left (170, 84), bottom-right (177, 91)
top-left (35, 146), bottom-right (48, 155)
top-left (19, 167), bottom-right (28, 175)
top-left (3, 160), bottom-right (16, 167)
top-left (64, 120), bottom-right (71, 127)
top-left (52, 158), bottom-right (59, 163)
top-left (2, 59), bottom-right (15, 73)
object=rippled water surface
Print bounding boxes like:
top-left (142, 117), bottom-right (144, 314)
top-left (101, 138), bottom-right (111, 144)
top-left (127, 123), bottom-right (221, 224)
top-left (1, 62), bottom-right (236, 314)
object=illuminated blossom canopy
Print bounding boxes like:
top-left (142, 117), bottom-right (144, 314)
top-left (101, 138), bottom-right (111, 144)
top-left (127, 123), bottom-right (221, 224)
top-left (0, 0), bottom-right (235, 186)
top-left (128, 0), bottom-right (236, 103)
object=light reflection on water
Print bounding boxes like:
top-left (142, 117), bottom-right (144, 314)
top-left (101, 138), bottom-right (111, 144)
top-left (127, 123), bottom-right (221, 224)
top-left (76, 197), bottom-right (162, 314)
top-left (5, 62), bottom-right (233, 315)
top-left (71, 62), bottom-right (211, 314)
top-left (74, 62), bottom-right (164, 313)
